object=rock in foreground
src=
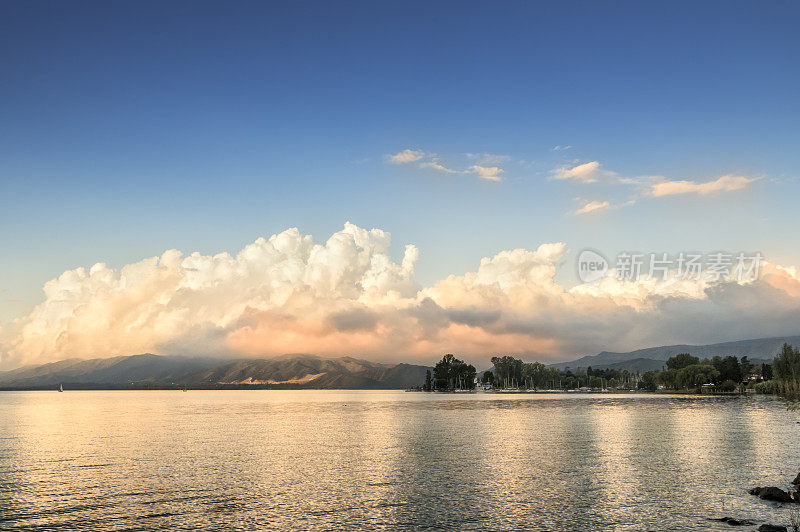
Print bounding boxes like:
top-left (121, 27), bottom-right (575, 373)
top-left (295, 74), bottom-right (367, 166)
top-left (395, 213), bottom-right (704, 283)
top-left (749, 486), bottom-right (793, 503)
top-left (757, 525), bottom-right (787, 532)
top-left (711, 516), bottom-right (753, 526)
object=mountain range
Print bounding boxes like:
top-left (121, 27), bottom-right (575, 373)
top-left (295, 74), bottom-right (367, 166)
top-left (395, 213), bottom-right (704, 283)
top-left (0, 354), bottom-right (431, 390)
top-left (548, 335), bottom-right (800, 372)
top-left (2, 334), bottom-right (797, 389)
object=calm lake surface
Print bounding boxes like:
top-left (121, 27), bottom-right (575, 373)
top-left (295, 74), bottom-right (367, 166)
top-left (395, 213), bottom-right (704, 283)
top-left (0, 391), bottom-right (797, 531)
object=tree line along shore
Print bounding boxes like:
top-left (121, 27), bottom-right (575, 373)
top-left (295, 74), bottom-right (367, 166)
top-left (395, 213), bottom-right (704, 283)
top-left (415, 343), bottom-right (800, 403)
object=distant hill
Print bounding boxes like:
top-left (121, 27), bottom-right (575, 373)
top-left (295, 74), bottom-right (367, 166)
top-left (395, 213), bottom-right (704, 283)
top-left (0, 354), bottom-right (221, 388)
top-left (187, 354), bottom-right (430, 389)
top-left (0, 354), bottom-right (431, 390)
top-left (5, 335), bottom-right (795, 388)
top-left (549, 335), bottom-right (800, 372)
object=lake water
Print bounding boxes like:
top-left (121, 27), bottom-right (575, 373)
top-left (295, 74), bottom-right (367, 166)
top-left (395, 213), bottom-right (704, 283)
top-left (0, 391), bottom-right (797, 530)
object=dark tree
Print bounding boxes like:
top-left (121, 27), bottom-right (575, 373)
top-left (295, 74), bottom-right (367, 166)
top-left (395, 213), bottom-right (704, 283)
top-left (451, 360), bottom-right (477, 390)
top-left (433, 354), bottom-right (456, 391)
top-left (658, 368), bottom-right (678, 390)
top-left (740, 356), bottom-right (753, 381)
top-left (433, 354), bottom-right (476, 391)
top-left (761, 363), bottom-right (773, 380)
top-left (491, 355), bottom-right (523, 388)
top-left (638, 371), bottom-right (658, 391)
top-left (774, 344), bottom-right (800, 380)
top-left (522, 362), bottom-right (546, 389)
top-left (711, 356), bottom-right (741, 384)
top-left (675, 363), bottom-right (719, 390)
top-left (773, 343), bottom-right (800, 402)
top-left (666, 353), bottom-right (700, 371)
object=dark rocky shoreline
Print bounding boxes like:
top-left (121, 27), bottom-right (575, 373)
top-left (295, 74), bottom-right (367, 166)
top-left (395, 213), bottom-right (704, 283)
top-left (749, 469), bottom-right (800, 504)
top-left (728, 469), bottom-right (800, 531)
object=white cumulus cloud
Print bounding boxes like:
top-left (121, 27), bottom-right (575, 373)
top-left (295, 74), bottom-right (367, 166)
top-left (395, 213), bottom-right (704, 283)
top-left (2, 223), bottom-right (800, 369)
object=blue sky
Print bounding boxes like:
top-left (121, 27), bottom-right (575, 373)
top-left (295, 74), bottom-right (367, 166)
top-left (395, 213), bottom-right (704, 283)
top-left (1, 1), bottom-right (799, 340)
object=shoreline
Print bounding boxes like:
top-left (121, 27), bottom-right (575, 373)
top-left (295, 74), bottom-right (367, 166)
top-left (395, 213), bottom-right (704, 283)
top-left (0, 386), bottom-right (773, 396)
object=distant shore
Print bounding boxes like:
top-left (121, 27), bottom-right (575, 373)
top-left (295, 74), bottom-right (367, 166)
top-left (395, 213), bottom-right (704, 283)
top-left (0, 384), bottom-right (418, 392)
top-left (0, 385), bottom-right (767, 394)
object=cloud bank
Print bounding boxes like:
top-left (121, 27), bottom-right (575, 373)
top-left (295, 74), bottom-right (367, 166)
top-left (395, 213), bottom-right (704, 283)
top-left (2, 223), bottom-right (799, 369)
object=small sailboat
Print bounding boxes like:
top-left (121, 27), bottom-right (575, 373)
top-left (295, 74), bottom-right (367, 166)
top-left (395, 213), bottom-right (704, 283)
top-left (58, 384), bottom-right (64, 392)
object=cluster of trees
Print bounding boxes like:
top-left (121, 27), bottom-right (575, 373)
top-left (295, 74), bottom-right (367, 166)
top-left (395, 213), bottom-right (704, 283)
top-left (485, 356), bottom-right (640, 390)
top-left (489, 356), bottom-right (524, 388)
top-left (484, 352), bottom-right (773, 393)
top-left (420, 343), bottom-right (800, 399)
top-left (424, 354), bottom-right (477, 391)
top-left (646, 343), bottom-right (798, 399)
top-left (642, 353), bottom-right (760, 392)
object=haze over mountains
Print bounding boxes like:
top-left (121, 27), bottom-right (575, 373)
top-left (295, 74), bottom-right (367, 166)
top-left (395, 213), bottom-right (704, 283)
top-left (548, 336), bottom-right (800, 372)
top-left (1, 335), bottom-right (796, 389)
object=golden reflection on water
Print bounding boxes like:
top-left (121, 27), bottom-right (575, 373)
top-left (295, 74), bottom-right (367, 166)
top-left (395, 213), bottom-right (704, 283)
top-left (0, 391), bottom-right (797, 531)
top-left (587, 403), bottom-right (637, 516)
